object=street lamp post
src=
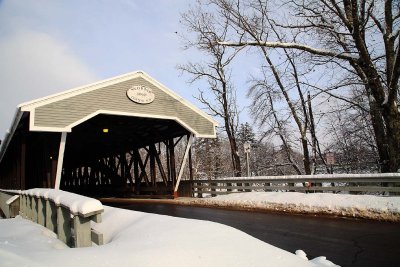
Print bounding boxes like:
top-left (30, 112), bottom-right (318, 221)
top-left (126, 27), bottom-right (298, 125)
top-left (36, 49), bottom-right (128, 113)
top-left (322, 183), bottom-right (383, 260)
top-left (244, 142), bottom-right (251, 177)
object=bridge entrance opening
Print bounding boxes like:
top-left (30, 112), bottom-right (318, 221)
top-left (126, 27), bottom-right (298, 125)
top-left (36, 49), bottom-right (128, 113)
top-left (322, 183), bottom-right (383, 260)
top-left (61, 114), bottom-right (192, 198)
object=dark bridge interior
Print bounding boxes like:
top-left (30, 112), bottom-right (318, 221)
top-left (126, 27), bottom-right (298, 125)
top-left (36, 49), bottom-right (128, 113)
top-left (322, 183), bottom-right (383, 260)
top-left (0, 113), bottom-right (194, 198)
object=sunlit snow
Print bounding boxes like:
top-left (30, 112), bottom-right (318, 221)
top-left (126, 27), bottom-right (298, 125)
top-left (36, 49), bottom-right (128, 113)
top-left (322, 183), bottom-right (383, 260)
top-left (0, 205), bottom-right (338, 267)
top-left (179, 192), bottom-right (400, 221)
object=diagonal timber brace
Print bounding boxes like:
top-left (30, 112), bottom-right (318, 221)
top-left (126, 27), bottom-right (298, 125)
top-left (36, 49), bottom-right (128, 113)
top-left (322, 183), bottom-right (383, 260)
top-left (174, 134), bottom-right (194, 197)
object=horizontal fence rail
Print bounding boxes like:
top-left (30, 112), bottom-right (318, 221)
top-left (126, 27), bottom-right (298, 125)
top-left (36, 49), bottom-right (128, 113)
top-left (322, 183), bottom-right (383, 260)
top-left (192, 173), bottom-right (400, 197)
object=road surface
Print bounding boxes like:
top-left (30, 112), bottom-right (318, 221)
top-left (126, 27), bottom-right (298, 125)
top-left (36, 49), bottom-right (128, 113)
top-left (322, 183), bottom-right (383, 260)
top-left (105, 201), bottom-right (400, 267)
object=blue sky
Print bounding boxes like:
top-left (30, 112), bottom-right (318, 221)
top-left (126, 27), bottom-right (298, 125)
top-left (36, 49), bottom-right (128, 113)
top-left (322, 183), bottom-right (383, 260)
top-left (0, 0), bottom-right (256, 140)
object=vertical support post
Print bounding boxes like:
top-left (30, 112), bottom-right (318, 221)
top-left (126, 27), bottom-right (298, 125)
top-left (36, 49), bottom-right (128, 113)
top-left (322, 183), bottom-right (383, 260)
top-left (174, 134), bottom-right (194, 197)
top-left (150, 146), bottom-right (156, 190)
top-left (26, 194), bottom-right (32, 220)
top-left (120, 152), bottom-right (126, 185)
top-left (169, 139), bottom-right (176, 188)
top-left (188, 148), bottom-right (194, 197)
top-left (31, 196), bottom-right (38, 222)
top-left (73, 215), bottom-right (92, 247)
top-left (57, 205), bottom-right (72, 247)
top-left (55, 132), bottom-right (67, 189)
top-left (45, 199), bottom-right (57, 232)
top-left (246, 152), bottom-right (250, 177)
top-left (19, 194), bottom-right (26, 217)
top-left (37, 197), bottom-right (46, 226)
top-left (133, 150), bottom-right (140, 194)
top-left (165, 142), bottom-right (171, 182)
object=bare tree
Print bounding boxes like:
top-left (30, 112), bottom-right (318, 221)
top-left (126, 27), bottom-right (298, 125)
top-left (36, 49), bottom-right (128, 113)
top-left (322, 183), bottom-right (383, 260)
top-left (209, 0), bottom-right (400, 172)
top-left (192, 136), bottom-right (225, 179)
top-left (179, 5), bottom-right (243, 177)
top-left (326, 88), bottom-right (380, 172)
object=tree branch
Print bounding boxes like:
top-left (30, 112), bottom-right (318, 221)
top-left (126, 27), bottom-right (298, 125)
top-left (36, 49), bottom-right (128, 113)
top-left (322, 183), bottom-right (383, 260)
top-left (217, 40), bottom-right (358, 60)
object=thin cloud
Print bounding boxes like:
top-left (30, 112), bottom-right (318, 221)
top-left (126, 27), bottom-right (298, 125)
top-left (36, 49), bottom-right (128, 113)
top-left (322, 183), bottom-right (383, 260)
top-left (0, 29), bottom-right (98, 138)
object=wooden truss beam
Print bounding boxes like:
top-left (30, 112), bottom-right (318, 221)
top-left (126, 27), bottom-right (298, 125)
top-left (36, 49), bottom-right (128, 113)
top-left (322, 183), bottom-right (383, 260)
top-left (174, 134), bottom-right (194, 195)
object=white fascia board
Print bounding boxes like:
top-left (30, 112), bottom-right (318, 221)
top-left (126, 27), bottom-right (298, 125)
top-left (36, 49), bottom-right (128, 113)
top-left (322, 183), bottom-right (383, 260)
top-left (27, 110), bottom-right (69, 132)
top-left (139, 72), bottom-right (219, 127)
top-left (19, 71), bottom-right (144, 111)
top-left (28, 109), bottom-right (217, 138)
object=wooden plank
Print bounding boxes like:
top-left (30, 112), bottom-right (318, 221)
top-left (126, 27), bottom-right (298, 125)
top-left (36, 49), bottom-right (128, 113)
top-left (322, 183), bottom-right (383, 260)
top-left (31, 197), bottom-right (38, 223)
top-left (133, 150), bottom-right (140, 193)
top-left (125, 155), bottom-right (134, 186)
top-left (57, 205), bottom-right (72, 247)
top-left (193, 185), bottom-right (400, 193)
top-left (37, 197), bottom-right (46, 226)
top-left (45, 199), bottom-right (57, 232)
top-left (174, 134), bottom-right (193, 193)
top-left (54, 132), bottom-right (67, 189)
top-left (91, 229), bottom-right (104, 246)
top-left (200, 177), bottom-right (400, 184)
top-left (73, 215), bottom-right (92, 247)
top-left (153, 144), bottom-right (168, 186)
top-left (20, 194), bottom-right (26, 218)
top-left (26, 195), bottom-right (32, 220)
top-left (194, 190), bottom-right (230, 195)
top-left (169, 138), bottom-right (176, 186)
top-left (150, 145), bottom-right (156, 188)
top-left (134, 149), bottom-right (150, 185)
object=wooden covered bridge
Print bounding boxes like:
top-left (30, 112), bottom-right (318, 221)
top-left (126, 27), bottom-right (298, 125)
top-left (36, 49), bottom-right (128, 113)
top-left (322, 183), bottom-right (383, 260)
top-left (0, 71), bottom-right (217, 198)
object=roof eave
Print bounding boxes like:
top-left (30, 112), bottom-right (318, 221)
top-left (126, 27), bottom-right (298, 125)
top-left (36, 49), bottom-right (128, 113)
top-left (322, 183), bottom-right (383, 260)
top-left (0, 108), bottom-right (24, 163)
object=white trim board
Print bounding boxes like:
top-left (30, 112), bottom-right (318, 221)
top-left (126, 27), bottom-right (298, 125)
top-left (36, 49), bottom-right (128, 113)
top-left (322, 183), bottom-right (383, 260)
top-left (29, 110), bottom-right (217, 138)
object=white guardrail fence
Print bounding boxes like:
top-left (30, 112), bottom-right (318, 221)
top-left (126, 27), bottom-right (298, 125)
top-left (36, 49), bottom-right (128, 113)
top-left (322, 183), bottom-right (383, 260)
top-left (192, 173), bottom-right (400, 197)
top-left (0, 189), bottom-right (104, 248)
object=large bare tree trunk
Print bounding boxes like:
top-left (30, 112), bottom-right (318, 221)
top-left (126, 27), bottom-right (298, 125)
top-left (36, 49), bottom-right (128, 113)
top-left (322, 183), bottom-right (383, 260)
top-left (383, 104), bottom-right (400, 172)
top-left (180, 5), bottom-right (242, 177)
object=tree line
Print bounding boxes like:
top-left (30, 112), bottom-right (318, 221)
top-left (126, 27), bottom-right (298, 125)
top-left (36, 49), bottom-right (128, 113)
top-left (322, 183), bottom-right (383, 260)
top-left (179, 0), bottom-right (399, 177)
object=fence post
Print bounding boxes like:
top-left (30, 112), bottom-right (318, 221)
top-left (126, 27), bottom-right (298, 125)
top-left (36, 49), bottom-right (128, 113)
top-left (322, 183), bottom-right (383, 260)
top-left (57, 205), bottom-right (72, 247)
top-left (245, 181), bottom-right (251, 192)
top-left (73, 215), bottom-right (92, 247)
top-left (31, 196), bottom-right (38, 222)
top-left (19, 194), bottom-right (25, 217)
top-left (211, 181), bottom-right (216, 197)
top-left (37, 197), bottom-right (46, 226)
top-left (197, 182), bottom-right (203, 198)
top-left (26, 194), bottom-right (32, 220)
top-left (45, 199), bottom-right (57, 232)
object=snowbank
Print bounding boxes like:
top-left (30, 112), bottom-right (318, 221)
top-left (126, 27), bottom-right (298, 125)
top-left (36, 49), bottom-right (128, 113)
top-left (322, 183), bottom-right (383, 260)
top-left (0, 205), bottom-right (338, 267)
top-left (178, 192), bottom-right (400, 221)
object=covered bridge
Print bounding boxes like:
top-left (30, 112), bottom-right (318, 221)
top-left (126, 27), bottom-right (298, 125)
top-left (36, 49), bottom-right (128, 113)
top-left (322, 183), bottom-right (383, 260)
top-left (0, 71), bottom-right (217, 198)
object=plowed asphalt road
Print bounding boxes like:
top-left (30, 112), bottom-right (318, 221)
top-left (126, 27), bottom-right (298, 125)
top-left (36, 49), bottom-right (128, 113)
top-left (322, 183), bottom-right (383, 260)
top-left (104, 201), bottom-right (400, 267)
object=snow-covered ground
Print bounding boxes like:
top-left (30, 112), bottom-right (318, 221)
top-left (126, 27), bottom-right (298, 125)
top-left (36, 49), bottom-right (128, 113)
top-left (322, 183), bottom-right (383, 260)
top-left (177, 192), bottom-right (400, 221)
top-left (2, 191), bottom-right (399, 266)
top-left (0, 205), bottom-right (338, 267)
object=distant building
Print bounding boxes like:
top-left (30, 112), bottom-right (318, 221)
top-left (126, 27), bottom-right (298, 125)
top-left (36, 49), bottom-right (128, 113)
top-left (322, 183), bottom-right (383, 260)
top-left (324, 151), bottom-right (335, 165)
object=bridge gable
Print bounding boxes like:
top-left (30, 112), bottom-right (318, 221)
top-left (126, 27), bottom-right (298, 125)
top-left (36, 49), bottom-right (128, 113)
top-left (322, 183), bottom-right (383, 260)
top-left (20, 71), bottom-right (217, 137)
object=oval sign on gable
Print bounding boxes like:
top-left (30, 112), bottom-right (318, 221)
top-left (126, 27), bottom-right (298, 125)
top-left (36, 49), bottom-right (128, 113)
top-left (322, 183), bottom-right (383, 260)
top-left (126, 85), bottom-right (155, 104)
